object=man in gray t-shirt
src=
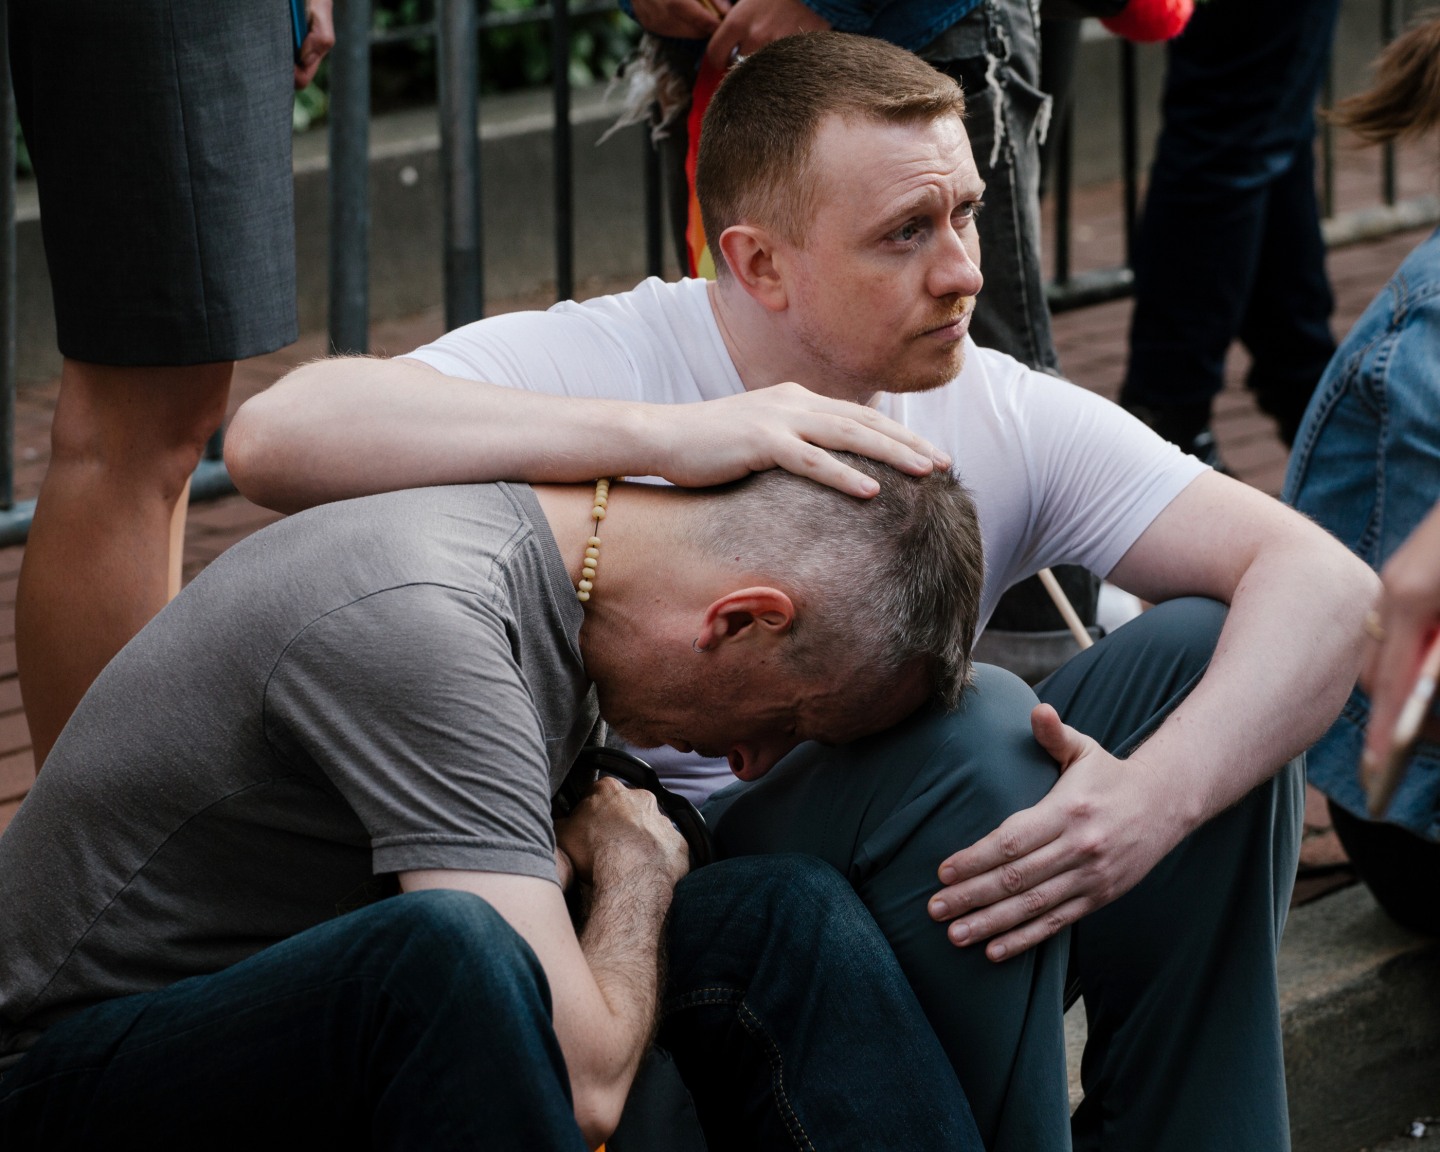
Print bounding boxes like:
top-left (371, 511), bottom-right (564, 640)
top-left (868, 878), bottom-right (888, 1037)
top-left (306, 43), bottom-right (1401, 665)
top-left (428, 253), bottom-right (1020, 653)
top-left (0, 462), bottom-right (985, 1149)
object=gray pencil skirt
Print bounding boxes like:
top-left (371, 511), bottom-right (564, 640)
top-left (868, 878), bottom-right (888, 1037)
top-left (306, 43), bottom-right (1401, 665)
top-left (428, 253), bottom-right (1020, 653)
top-left (8, 0), bottom-right (300, 366)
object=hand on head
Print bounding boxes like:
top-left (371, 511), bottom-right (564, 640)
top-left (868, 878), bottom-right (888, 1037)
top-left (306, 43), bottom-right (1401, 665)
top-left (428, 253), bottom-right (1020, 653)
top-left (651, 381), bottom-right (950, 498)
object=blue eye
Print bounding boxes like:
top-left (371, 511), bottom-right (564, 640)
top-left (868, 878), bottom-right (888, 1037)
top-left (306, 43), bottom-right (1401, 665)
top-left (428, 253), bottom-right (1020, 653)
top-left (890, 220), bottom-right (924, 244)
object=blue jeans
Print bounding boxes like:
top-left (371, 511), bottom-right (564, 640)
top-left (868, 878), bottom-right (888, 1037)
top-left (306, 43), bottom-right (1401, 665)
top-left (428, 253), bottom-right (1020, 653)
top-left (1283, 225), bottom-right (1440, 844)
top-left (0, 859), bottom-right (981, 1150)
top-left (1123, 0), bottom-right (1340, 434)
top-left (0, 889), bottom-right (587, 1149)
top-left (707, 599), bottom-right (1302, 1152)
top-left (659, 854), bottom-right (982, 1149)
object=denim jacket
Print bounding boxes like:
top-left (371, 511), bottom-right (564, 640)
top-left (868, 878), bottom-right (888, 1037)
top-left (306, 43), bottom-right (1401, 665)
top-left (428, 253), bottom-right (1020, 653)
top-left (1283, 226), bottom-right (1440, 840)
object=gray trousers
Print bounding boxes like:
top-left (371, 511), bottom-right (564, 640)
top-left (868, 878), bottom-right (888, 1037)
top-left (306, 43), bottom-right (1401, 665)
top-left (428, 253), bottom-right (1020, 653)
top-left (707, 598), bottom-right (1303, 1151)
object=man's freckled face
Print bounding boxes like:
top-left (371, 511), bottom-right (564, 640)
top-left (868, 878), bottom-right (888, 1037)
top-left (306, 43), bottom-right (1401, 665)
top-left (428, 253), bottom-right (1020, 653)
top-left (782, 113), bottom-right (987, 399)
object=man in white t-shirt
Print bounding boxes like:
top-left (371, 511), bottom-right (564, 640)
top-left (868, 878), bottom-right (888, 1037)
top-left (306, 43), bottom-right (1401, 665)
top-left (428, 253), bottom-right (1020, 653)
top-left (228, 32), bottom-right (1376, 1152)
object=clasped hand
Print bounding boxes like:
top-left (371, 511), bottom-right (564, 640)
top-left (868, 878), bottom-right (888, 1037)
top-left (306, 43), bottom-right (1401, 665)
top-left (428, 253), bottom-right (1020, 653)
top-left (927, 704), bottom-right (1180, 960)
top-left (554, 775), bottom-right (690, 892)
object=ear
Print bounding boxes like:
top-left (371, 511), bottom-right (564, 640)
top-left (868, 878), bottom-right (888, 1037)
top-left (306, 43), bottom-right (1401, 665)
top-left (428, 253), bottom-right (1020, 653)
top-left (716, 225), bottom-right (790, 313)
top-left (695, 586), bottom-right (796, 651)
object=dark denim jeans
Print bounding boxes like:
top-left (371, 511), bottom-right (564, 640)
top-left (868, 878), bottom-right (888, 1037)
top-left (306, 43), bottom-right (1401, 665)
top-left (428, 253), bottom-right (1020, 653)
top-left (659, 854), bottom-right (981, 1150)
top-left (1122, 0), bottom-right (1341, 434)
top-left (0, 889), bottom-right (587, 1149)
top-left (0, 858), bottom-right (980, 1150)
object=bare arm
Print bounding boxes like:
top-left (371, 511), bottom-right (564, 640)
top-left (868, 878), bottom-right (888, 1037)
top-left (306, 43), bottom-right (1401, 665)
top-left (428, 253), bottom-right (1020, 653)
top-left (401, 778), bottom-right (688, 1146)
top-left (226, 356), bottom-right (949, 513)
top-left (928, 471), bottom-right (1381, 958)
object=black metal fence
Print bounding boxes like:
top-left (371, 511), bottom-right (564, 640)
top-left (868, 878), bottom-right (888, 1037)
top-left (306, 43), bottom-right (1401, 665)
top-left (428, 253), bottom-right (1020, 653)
top-left (0, 0), bottom-right (1433, 546)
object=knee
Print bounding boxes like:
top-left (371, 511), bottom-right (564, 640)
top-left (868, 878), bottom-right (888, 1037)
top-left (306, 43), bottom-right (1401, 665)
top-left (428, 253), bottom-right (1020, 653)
top-left (680, 854), bottom-right (851, 927)
top-left (360, 890), bottom-right (552, 1017)
top-left (920, 665), bottom-right (1061, 819)
top-left (50, 363), bottom-right (230, 495)
top-left (1114, 596), bottom-right (1226, 674)
top-left (671, 854), bottom-right (900, 976)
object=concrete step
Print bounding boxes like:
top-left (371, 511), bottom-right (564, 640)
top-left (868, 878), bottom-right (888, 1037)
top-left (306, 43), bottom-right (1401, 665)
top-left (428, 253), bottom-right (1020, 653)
top-left (1063, 884), bottom-right (1440, 1150)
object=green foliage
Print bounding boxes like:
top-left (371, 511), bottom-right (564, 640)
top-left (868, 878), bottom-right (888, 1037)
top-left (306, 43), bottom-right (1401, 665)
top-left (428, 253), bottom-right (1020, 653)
top-left (293, 0), bottom-right (639, 131)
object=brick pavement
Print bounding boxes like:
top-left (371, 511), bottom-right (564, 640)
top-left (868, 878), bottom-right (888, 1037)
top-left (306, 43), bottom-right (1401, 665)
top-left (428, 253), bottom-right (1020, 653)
top-left (0, 206), bottom-right (1432, 861)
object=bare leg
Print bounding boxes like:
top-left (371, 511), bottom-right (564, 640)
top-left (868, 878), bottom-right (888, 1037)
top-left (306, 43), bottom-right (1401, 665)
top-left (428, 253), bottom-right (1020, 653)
top-left (17, 358), bottom-right (233, 766)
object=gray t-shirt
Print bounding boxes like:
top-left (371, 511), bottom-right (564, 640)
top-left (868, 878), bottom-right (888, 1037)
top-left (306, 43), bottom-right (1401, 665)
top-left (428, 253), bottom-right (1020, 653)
top-left (0, 483), bottom-right (594, 1061)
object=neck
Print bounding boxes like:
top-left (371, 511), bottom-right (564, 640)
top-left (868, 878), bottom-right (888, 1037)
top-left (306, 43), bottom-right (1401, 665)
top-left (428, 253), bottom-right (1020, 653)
top-left (531, 483), bottom-right (720, 693)
top-left (530, 481), bottom-right (704, 635)
top-left (707, 279), bottom-right (879, 406)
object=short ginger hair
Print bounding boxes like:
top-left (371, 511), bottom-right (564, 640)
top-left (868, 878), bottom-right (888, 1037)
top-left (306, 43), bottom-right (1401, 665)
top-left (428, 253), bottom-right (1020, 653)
top-left (696, 32), bottom-right (967, 268)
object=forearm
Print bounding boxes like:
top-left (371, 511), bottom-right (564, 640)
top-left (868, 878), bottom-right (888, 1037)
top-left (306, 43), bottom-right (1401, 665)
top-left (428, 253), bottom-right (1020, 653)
top-left (400, 862), bottom-right (678, 1147)
top-left (227, 355), bottom-right (947, 513)
top-left (1130, 539), bottom-right (1379, 833)
top-left (226, 356), bottom-right (663, 513)
top-left (569, 863), bottom-right (678, 1120)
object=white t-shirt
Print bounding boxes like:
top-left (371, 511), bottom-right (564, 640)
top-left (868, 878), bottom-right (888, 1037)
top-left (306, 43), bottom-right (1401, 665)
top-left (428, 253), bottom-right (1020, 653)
top-left (408, 277), bottom-right (1207, 799)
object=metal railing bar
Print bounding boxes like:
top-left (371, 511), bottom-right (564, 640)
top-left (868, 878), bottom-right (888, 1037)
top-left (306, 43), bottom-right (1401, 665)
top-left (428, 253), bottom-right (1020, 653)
top-left (1053, 102), bottom-right (1074, 286)
top-left (1380, 0), bottom-right (1400, 206)
top-left (552, 0), bottom-right (575, 300)
top-left (1119, 39), bottom-right (1139, 265)
top-left (0, 17), bottom-right (15, 512)
top-left (643, 113), bottom-right (663, 278)
top-left (1047, 192), bottom-right (1440, 313)
top-left (438, 0), bottom-right (485, 327)
top-left (0, 454), bottom-right (234, 550)
top-left (368, 22), bottom-right (439, 44)
top-left (482, 1), bottom-right (620, 29)
top-left (1322, 61), bottom-right (1336, 220)
top-left (1047, 267), bottom-right (1134, 314)
top-left (368, 0), bottom-right (619, 45)
top-left (329, 0), bottom-right (373, 355)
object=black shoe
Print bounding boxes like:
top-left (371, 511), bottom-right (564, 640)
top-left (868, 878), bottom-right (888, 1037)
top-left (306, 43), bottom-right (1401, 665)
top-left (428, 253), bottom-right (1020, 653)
top-left (1121, 400), bottom-right (1229, 474)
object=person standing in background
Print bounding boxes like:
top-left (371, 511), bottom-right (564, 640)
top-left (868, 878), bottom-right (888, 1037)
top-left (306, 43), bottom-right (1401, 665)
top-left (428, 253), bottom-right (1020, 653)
top-left (1121, 0), bottom-right (1341, 468)
top-left (8, 0), bottom-right (334, 766)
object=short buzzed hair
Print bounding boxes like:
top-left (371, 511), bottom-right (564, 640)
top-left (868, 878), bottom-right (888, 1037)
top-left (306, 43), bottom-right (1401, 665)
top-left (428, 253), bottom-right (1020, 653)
top-left (686, 456), bottom-right (984, 710)
top-left (696, 32), bottom-right (966, 265)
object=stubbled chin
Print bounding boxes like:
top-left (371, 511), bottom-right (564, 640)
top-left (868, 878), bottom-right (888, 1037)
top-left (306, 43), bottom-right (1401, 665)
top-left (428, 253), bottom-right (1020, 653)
top-left (890, 345), bottom-right (966, 396)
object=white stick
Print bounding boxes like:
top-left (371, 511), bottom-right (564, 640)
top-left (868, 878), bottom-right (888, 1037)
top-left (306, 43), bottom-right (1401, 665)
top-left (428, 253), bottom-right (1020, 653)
top-left (1038, 567), bottom-right (1094, 650)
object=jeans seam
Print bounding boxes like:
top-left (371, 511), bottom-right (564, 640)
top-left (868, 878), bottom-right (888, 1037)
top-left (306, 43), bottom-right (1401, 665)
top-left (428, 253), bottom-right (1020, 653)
top-left (663, 988), bottom-right (817, 1152)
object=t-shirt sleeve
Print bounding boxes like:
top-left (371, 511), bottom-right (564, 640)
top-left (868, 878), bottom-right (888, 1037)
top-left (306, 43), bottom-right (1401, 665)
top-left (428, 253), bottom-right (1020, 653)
top-left (1007, 370), bottom-right (1208, 578)
top-left (403, 307), bottom-right (653, 402)
top-left (262, 584), bottom-right (559, 883)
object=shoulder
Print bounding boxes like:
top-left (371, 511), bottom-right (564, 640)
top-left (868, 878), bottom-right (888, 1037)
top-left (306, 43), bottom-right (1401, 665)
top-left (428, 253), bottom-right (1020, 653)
top-left (403, 278), bottom-right (731, 402)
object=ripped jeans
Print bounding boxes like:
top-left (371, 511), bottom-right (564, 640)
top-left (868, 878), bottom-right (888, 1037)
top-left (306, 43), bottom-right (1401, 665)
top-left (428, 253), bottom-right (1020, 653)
top-left (922, 0), bottom-right (1057, 372)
